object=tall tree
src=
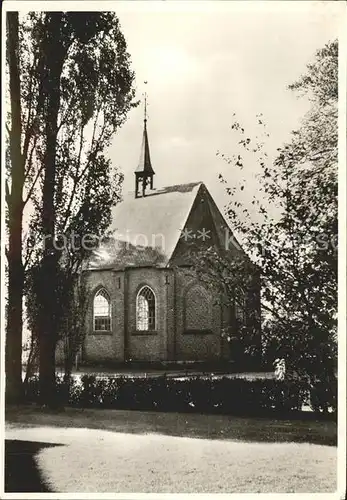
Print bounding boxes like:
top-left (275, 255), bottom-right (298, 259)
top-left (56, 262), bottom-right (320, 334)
top-left (6, 12), bottom-right (60, 402)
top-left (6, 12), bottom-right (24, 402)
top-left (28, 12), bottom-right (136, 405)
top-left (6, 12), bottom-right (136, 405)
top-left (216, 40), bottom-right (337, 382)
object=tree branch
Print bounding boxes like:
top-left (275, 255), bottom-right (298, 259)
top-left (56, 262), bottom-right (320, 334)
top-left (21, 52), bottom-right (39, 158)
top-left (62, 105), bottom-right (105, 233)
top-left (5, 180), bottom-right (11, 206)
top-left (61, 122), bottom-right (85, 232)
top-left (23, 134), bottom-right (39, 181)
top-left (23, 163), bottom-right (44, 207)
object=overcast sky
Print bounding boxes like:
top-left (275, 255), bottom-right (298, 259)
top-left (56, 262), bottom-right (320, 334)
top-left (108, 1), bottom-right (341, 209)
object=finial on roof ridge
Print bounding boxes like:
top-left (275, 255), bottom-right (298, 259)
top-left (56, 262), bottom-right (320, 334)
top-left (144, 81), bottom-right (148, 125)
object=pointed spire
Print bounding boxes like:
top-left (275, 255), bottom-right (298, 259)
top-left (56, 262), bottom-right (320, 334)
top-left (135, 86), bottom-right (155, 175)
top-left (135, 82), bottom-right (155, 198)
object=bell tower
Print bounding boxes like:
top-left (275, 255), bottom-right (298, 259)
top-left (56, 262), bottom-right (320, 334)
top-left (135, 84), bottom-right (155, 198)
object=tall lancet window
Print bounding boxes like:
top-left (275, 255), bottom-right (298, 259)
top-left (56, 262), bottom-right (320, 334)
top-left (93, 289), bottom-right (111, 331)
top-left (136, 286), bottom-right (156, 331)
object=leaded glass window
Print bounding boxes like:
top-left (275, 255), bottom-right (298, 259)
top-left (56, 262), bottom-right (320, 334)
top-left (93, 289), bottom-right (111, 331)
top-left (136, 286), bottom-right (156, 331)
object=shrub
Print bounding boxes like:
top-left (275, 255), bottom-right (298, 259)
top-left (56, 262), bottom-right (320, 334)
top-left (23, 374), bottom-right (40, 401)
top-left (23, 373), bottom-right (336, 417)
top-left (309, 377), bottom-right (337, 414)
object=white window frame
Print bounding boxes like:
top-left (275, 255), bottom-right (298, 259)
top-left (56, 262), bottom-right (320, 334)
top-left (93, 288), bottom-right (112, 332)
top-left (136, 285), bottom-right (157, 331)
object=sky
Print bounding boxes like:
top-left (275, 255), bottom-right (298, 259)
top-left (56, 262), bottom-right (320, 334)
top-left (107, 1), bottom-right (341, 209)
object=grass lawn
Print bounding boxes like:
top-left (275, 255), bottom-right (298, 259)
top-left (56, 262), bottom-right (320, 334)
top-left (5, 405), bottom-right (337, 494)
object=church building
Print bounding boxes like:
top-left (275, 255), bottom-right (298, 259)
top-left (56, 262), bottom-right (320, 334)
top-left (81, 107), bottom-right (261, 364)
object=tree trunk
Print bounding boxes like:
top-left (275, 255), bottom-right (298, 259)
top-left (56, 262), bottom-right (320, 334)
top-left (39, 316), bottom-right (57, 406)
top-left (38, 13), bottom-right (64, 406)
top-left (24, 332), bottom-right (38, 386)
top-left (6, 239), bottom-right (24, 403)
top-left (5, 12), bottom-right (24, 403)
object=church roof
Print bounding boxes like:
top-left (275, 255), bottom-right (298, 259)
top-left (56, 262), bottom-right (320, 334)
top-left (88, 181), bottom-right (202, 270)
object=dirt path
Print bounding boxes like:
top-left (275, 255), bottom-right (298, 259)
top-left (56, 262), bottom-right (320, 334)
top-left (5, 426), bottom-right (337, 493)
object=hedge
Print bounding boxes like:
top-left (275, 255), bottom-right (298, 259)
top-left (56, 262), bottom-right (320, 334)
top-left (23, 374), bottom-right (337, 417)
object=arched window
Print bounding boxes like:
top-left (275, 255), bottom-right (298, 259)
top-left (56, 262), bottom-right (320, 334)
top-left (136, 286), bottom-right (156, 331)
top-left (93, 289), bottom-right (111, 331)
top-left (185, 284), bottom-right (212, 332)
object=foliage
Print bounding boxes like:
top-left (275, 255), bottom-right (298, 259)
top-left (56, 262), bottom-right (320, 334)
top-left (21, 11), bottom-right (136, 267)
top-left (182, 248), bottom-right (261, 362)
top-left (61, 277), bottom-right (90, 381)
top-left (23, 373), bottom-right (337, 416)
top-left (10, 12), bottom-right (137, 403)
top-left (215, 40), bottom-right (338, 382)
top-left (25, 267), bottom-right (90, 380)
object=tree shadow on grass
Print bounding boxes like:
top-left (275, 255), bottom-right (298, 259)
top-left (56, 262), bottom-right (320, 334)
top-left (5, 439), bottom-right (63, 492)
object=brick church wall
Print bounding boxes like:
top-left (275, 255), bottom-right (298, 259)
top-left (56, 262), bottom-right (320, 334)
top-left (55, 180), bottom-right (260, 367)
top-left (79, 267), bottom-right (174, 363)
top-left (126, 267), bottom-right (169, 361)
top-left (83, 269), bottom-right (125, 363)
top-left (78, 266), bottom-right (225, 364)
top-left (174, 269), bottom-right (222, 360)
top-left (167, 186), bottom-right (225, 361)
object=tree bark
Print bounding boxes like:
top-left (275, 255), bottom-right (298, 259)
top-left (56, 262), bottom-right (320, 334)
top-left (38, 13), bottom-right (64, 406)
top-left (23, 332), bottom-right (38, 386)
top-left (6, 12), bottom-right (24, 403)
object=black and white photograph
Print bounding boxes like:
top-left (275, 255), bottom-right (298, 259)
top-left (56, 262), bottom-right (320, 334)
top-left (1, 0), bottom-right (346, 496)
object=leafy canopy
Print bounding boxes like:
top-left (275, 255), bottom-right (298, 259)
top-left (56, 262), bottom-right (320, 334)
top-left (210, 40), bottom-right (337, 380)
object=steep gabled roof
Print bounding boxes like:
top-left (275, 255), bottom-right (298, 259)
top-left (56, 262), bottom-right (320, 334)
top-left (87, 181), bottom-right (245, 272)
top-left (88, 182), bottom-right (202, 270)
